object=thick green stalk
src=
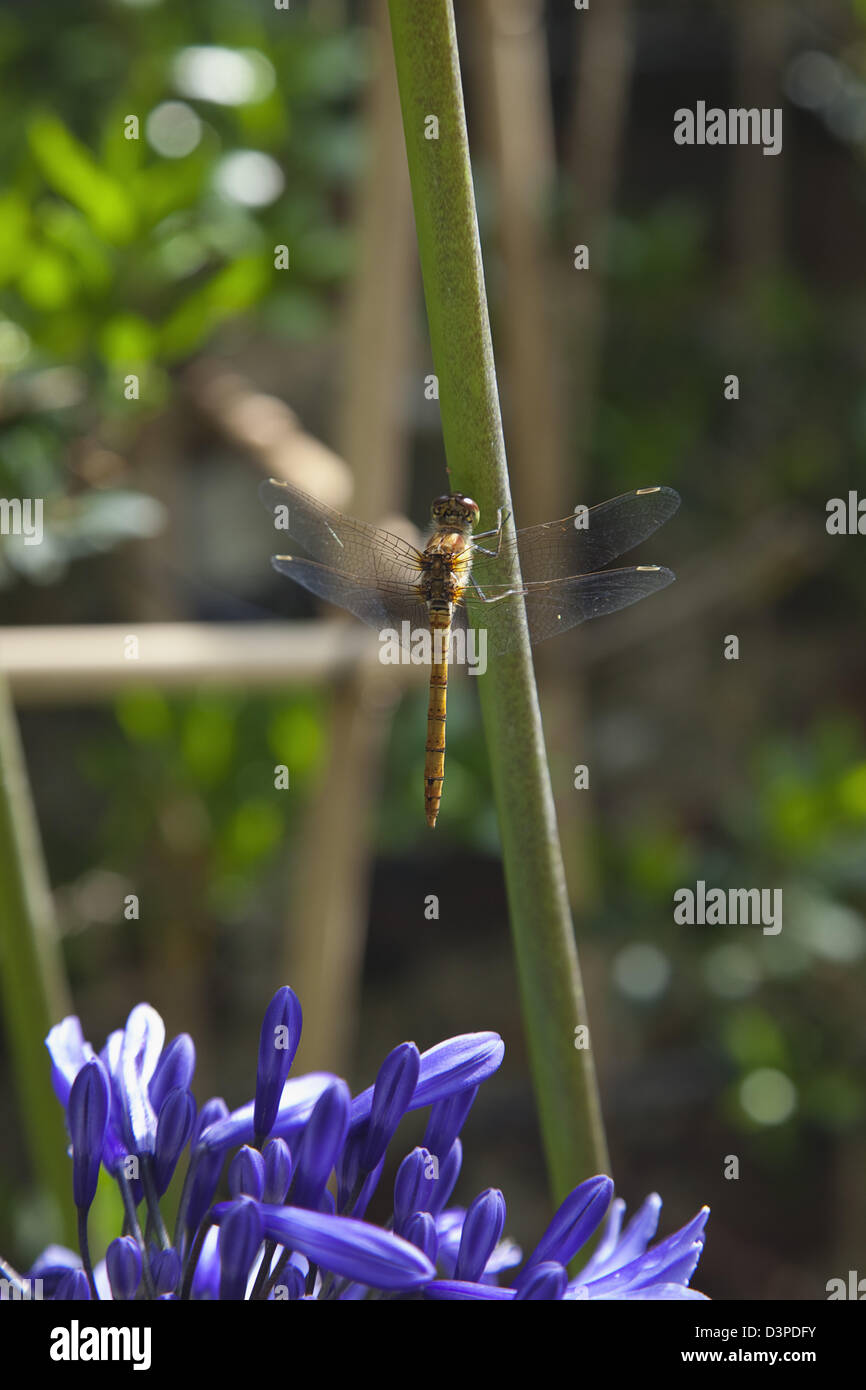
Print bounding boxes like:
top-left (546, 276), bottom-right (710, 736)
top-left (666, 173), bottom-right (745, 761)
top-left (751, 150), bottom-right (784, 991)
top-left (388, 0), bottom-right (610, 1198)
top-left (0, 677), bottom-right (75, 1244)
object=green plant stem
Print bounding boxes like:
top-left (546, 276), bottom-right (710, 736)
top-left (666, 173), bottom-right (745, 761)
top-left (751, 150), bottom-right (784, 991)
top-left (388, 0), bottom-right (610, 1200)
top-left (0, 676), bottom-right (75, 1242)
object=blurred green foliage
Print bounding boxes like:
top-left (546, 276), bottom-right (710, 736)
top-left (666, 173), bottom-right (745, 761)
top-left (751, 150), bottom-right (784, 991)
top-left (0, 3), bottom-right (364, 376)
top-left (0, 0), bottom-right (366, 584)
top-left (82, 687), bottom-right (328, 912)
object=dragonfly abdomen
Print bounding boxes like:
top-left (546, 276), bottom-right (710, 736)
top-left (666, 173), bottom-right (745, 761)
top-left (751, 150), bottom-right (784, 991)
top-left (424, 607), bottom-right (454, 829)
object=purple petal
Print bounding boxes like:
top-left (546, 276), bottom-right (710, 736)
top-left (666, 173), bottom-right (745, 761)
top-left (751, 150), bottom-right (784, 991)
top-left (350, 1033), bottom-right (504, 1128)
top-left (56, 1269), bottom-right (92, 1300)
top-left (47, 1021), bottom-right (129, 1188)
top-left (68, 1059), bottom-right (111, 1210)
top-left (582, 1208), bottom-right (710, 1297)
top-left (151, 1248), bottom-right (180, 1296)
top-left (262, 1138), bottom-right (293, 1204)
top-left (427, 1139), bottom-right (463, 1217)
top-left (404, 1211), bottom-right (439, 1265)
top-left (454, 1189), bottom-right (506, 1282)
top-left (154, 1088), bottom-right (196, 1196)
top-left (149, 1034), bottom-right (195, 1117)
top-left (98, 1030), bottom-right (132, 1175)
top-left (521, 1175), bottom-right (612, 1275)
top-left (589, 1281), bottom-right (709, 1301)
top-left (229, 1145), bottom-right (266, 1201)
top-left (571, 1196), bottom-right (625, 1282)
top-left (290, 1080), bottom-right (351, 1210)
top-left (514, 1261), bottom-right (568, 1300)
top-left (483, 1237), bottom-right (523, 1275)
top-left (119, 1004), bottom-right (165, 1155)
top-left (254, 987), bottom-right (302, 1141)
top-left (576, 1192), bottom-right (660, 1282)
top-left (425, 1279), bottom-right (515, 1300)
top-left (45, 1017), bottom-right (95, 1106)
top-left (360, 1043), bottom-right (420, 1172)
top-left (251, 1203), bottom-right (435, 1291)
top-left (347, 1155), bottom-right (385, 1219)
top-left (423, 1085), bottom-right (478, 1161)
top-left (434, 1209), bottom-right (464, 1278)
top-left (28, 1244), bottom-right (83, 1298)
top-left (393, 1147), bottom-right (437, 1233)
top-left (199, 1072), bottom-right (338, 1153)
top-left (218, 1198), bottom-right (263, 1300)
top-left (190, 1226), bottom-right (221, 1301)
top-left (106, 1237), bottom-right (142, 1301)
top-left (182, 1098), bottom-right (230, 1237)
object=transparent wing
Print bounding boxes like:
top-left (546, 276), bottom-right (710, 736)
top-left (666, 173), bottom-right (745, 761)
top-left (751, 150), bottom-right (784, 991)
top-left (467, 565), bottom-right (676, 655)
top-left (472, 486), bottom-right (680, 585)
top-left (260, 477), bottom-right (424, 588)
top-left (270, 556), bottom-right (430, 638)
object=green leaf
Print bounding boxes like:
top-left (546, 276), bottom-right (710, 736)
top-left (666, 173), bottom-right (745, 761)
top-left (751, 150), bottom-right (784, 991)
top-left (722, 1007), bottom-right (788, 1070)
top-left (181, 700), bottom-right (236, 785)
top-left (267, 700), bottom-right (324, 776)
top-left (99, 313), bottom-right (157, 368)
top-left (17, 249), bottom-right (75, 310)
top-left (39, 204), bottom-right (113, 293)
top-left (837, 762), bottom-right (866, 819)
top-left (222, 798), bottom-right (283, 868)
top-left (115, 689), bottom-right (173, 744)
top-left (28, 112), bottom-right (136, 243)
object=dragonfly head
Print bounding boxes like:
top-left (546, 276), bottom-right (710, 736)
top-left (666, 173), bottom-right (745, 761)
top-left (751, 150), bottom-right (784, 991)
top-left (431, 493), bottom-right (480, 533)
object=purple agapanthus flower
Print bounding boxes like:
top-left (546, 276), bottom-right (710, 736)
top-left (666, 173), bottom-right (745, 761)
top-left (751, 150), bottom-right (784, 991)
top-left (0, 987), bottom-right (709, 1300)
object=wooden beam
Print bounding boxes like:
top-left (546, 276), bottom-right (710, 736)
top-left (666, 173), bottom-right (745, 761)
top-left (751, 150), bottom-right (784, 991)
top-left (0, 621), bottom-right (400, 702)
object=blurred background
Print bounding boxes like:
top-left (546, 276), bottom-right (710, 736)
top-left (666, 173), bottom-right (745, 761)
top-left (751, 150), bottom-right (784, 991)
top-left (1, 0), bottom-right (864, 1300)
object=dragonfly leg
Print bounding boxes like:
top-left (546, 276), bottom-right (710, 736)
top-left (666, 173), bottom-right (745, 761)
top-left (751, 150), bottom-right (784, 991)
top-left (469, 574), bottom-right (523, 605)
top-left (472, 507), bottom-right (510, 557)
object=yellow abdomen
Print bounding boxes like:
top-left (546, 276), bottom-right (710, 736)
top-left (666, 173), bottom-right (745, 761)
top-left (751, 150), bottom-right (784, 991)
top-left (424, 613), bottom-right (451, 828)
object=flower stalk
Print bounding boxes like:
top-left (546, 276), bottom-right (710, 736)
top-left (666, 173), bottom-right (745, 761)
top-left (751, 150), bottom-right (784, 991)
top-left (387, 0), bottom-right (609, 1196)
top-left (0, 676), bottom-right (75, 1242)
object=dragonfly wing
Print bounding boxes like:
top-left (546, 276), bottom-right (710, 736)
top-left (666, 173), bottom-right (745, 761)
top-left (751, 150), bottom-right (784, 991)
top-left (471, 565), bottom-right (676, 655)
top-left (271, 556), bottom-right (430, 638)
top-left (472, 486), bottom-right (680, 584)
top-left (260, 477), bottom-right (423, 588)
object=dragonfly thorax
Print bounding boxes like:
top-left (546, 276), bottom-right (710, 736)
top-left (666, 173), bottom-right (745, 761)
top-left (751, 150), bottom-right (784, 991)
top-left (419, 543), bottom-right (470, 614)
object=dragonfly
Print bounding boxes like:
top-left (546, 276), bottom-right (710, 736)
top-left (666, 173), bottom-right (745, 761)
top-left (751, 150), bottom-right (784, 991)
top-left (260, 478), bottom-right (680, 827)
